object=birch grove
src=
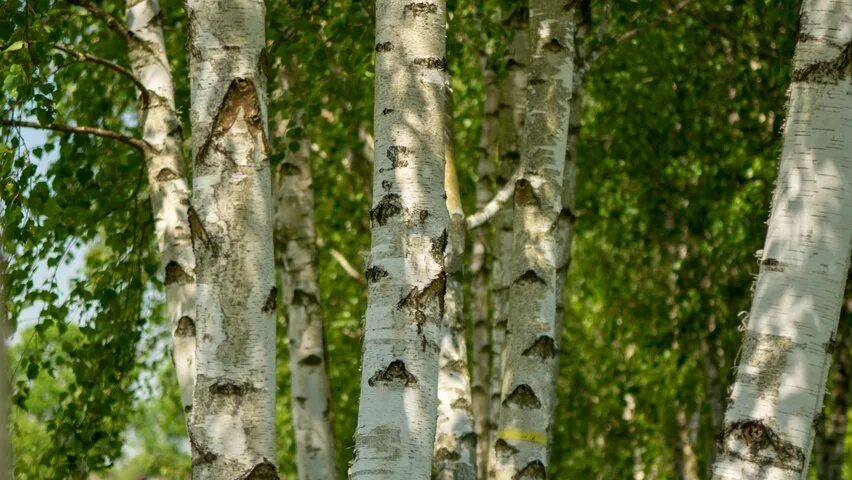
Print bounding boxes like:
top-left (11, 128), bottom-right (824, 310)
top-left (184, 0), bottom-right (278, 477)
top-left (712, 1), bottom-right (852, 477)
top-left (350, 0), bottom-right (450, 477)
top-left (491, 2), bottom-right (575, 478)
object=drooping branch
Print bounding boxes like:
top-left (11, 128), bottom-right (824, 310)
top-left (65, 0), bottom-right (134, 44)
top-left (329, 248), bottom-right (366, 284)
top-left (466, 171), bottom-right (519, 230)
top-left (0, 120), bottom-right (150, 153)
top-left (51, 44), bottom-right (149, 106)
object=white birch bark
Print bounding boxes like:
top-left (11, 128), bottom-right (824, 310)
top-left (489, 10), bottom-right (528, 456)
top-left (124, 0), bottom-right (197, 414)
top-left (0, 242), bottom-right (11, 480)
top-left (274, 138), bottom-right (338, 480)
top-left (433, 100), bottom-right (476, 480)
top-left (350, 0), bottom-right (449, 477)
top-left (184, 0), bottom-right (278, 477)
top-left (471, 66), bottom-right (499, 480)
top-left (490, 1), bottom-right (574, 478)
top-left (712, 2), bottom-right (852, 478)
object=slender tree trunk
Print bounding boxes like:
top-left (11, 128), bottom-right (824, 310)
top-left (490, 2), bottom-right (575, 478)
top-left (712, 2), bottom-right (852, 478)
top-left (184, 0), bottom-right (278, 477)
top-left (124, 0), bottom-right (197, 415)
top-left (817, 292), bottom-right (851, 480)
top-left (350, 0), bottom-right (449, 477)
top-left (433, 97), bottom-right (476, 480)
top-left (674, 406), bottom-right (700, 480)
top-left (471, 65), bottom-right (498, 480)
top-left (274, 137), bottom-right (338, 479)
top-left (489, 8), bottom-right (528, 455)
top-left (0, 241), bottom-right (11, 480)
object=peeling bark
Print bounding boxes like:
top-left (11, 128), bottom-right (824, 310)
top-left (490, 2), bottom-right (575, 478)
top-left (433, 97), bottom-right (476, 480)
top-left (712, 2), bottom-right (852, 478)
top-left (124, 0), bottom-right (197, 416)
top-left (350, 0), bottom-right (450, 478)
top-left (184, 0), bottom-right (278, 477)
top-left (471, 65), bottom-right (498, 480)
top-left (489, 9), bottom-right (529, 460)
top-left (274, 136), bottom-right (338, 479)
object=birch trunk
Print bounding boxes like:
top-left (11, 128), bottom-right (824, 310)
top-left (433, 98), bottom-right (476, 480)
top-left (489, 10), bottom-right (528, 454)
top-left (350, 0), bottom-right (449, 477)
top-left (817, 292), bottom-right (851, 480)
top-left (0, 242), bottom-right (11, 480)
top-left (490, 2), bottom-right (574, 478)
top-left (274, 138), bottom-right (338, 480)
top-left (471, 66), bottom-right (498, 480)
top-left (124, 0), bottom-right (197, 414)
top-left (712, 2), bottom-right (852, 477)
top-left (184, 0), bottom-right (278, 477)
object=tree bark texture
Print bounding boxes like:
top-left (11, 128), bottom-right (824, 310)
top-left (712, 2), bottom-right (852, 478)
top-left (350, 0), bottom-right (450, 478)
top-left (125, 0), bottom-right (197, 415)
top-left (274, 138), bottom-right (338, 479)
top-left (433, 98), bottom-right (476, 480)
top-left (184, 0), bottom-right (278, 477)
top-left (490, 2), bottom-right (575, 478)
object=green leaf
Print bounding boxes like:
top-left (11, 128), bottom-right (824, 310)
top-left (3, 40), bottom-right (24, 53)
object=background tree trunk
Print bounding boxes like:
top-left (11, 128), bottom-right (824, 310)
top-left (184, 0), bottom-right (278, 477)
top-left (0, 241), bottom-right (11, 480)
top-left (124, 0), bottom-right (197, 415)
top-left (712, 1), bottom-right (852, 478)
top-left (274, 136), bottom-right (338, 479)
top-left (350, 0), bottom-right (449, 477)
top-left (817, 289), bottom-right (851, 480)
top-left (490, 2), bottom-right (575, 478)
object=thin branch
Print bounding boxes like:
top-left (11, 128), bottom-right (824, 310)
top-left (466, 172), bottom-right (519, 230)
top-left (51, 44), bottom-right (150, 106)
top-left (1, 120), bottom-right (150, 153)
top-left (329, 248), bottom-right (366, 284)
top-left (588, 0), bottom-right (694, 66)
top-left (65, 0), bottom-right (133, 44)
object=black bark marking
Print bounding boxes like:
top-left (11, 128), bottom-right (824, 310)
top-left (450, 397), bottom-right (471, 411)
top-left (433, 447), bottom-right (460, 461)
top-left (506, 58), bottom-right (525, 70)
top-left (761, 257), bottom-right (785, 272)
top-left (188, 206), bottom-right (215, 254)
top-left (365, 265), bottom-right (389, 283)
top-left (381, 108), bottom-right (395, 115)
top-left (791, 40), bottom-right (852, 83)
top-left (387, 145), bottom-right (412, 168)
top-left (381, 180), bottom-right (393, 191)
top-left (292, 288), bottom-right (320, 307)
top-left (195, 78), bottom-right (268, 167)
top-left (156, 168), bottom-right (179, 181)
top-left (544, 37), bottom-right (564, 52)
top-left (529, 78), bottom-right (547, 86)
top-left (412, 57), bottom-right (448, 71)
top-left (517, 460), bottom-right (547, 479)
top-left (515, 269), bottom-right (546, 286)
top-left (522, 336), bottom-right (557, 360)
top-left (295, 396), bottom-right (307, 407)
top-left (175, 316), bottom-right (196, 337)
top-left (209, 381), bottom-right (253, 396)
top-left (431, 230), bottom-right (448, 262)
top-left (514, 178), bottom-right (539, 207)
top-left (494, 439), bottom-right (519, 458)
top-left (503, 384), bottom-right (542, 409)
top-left (403, 2), bottom-right (437, 17)
top-left (240, 460), bottom-right (278, 479)
top-left (397, 273), bottom-right (447, 326)
top-left (370, 194), bottom-right (402, 226)
top-left (261, 286), bottom-right (278, 314)
top-left (503, 150), bottom-right (521, 161)
top-left (165, 261), bottom-right (193, 285)
top-left (375, 42), bottom-right (393, 52)
top-left (368, 359), bottom-right (418, 387)
top-left (280, 162), bottom-right (301, 176)
top-left (298, 354), bottom-right (323, 366)
top-left (443, 359), bottom-right (468, 375)
top-left (719, 419), bottom-right (806, 471)
top-left (559, 206), bottom-right (577, 224)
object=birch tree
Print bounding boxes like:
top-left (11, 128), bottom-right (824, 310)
top-left (124, 0), bottom-right (197, 414)
top-left (350, 0), bottom-right (450, 477)
top-left (274, 129), bottom-right (337, 480)
top-left (490, 1), bottom-right (575, 478)
top-left (433, 98), bottom-right (476, 479)
top-left (712, 1), bottom-right (852, 477)
top-left (184, 0), bottom-right (278, 477)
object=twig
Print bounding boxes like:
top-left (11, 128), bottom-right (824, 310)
top-left (51, 44), bottom-right (149, 106)
top-left (1, 120), bottom-right (150, 153)
top-left (65, 0), bottom-right (134, 44)
top-left (329, 248), bottom-right (366, 284)
top-left (466, 172), bottom-right (519, 230)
